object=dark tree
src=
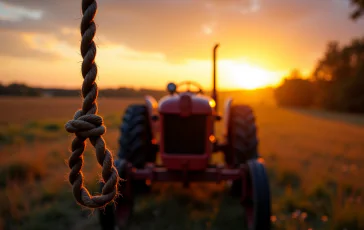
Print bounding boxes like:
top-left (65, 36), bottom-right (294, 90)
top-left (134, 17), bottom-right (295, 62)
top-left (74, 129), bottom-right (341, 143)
top-left (274, 69), bottom-right (315, 108)
top-left (349, 0), bottom-right (364, 20)
top-left (311, 38), bottom-right (364, 112)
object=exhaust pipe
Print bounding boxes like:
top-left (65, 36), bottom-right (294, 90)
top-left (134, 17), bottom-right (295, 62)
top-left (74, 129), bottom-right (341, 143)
top-left (212, 43), bottom-right (219, 112)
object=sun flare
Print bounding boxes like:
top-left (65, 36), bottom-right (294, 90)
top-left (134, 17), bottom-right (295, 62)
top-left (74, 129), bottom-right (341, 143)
top-left (224, 61), bottom-right (277, 90)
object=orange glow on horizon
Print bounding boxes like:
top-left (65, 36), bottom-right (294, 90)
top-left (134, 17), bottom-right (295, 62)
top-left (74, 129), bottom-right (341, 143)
top-left (0, 45), bottom-right (285, 91)
top-left (222, 61), bottom-right (280, 90)
top-left (0, 33), bottom-right (289, 90)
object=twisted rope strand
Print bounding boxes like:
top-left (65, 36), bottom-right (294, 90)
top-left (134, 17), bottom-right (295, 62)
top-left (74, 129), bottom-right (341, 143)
top-left (65, 0), bottom-right (119, 209)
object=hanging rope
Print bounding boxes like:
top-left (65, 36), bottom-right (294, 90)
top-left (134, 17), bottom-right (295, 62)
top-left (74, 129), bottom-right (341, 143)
top-left (64, 0), bottom-right (119, 209)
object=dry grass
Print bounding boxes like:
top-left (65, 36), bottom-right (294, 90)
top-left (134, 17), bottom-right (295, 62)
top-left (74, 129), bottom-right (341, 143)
top-left (0, 97), bottom-right (142, 126)
top-left (0, 96), bottom-right (363, 230)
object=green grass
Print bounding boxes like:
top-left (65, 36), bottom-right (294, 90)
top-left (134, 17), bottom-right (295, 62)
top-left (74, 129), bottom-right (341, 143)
top-left (0, 115), bottom-right (121, 147)
top-left (1, 97), bottom-right (364, 230)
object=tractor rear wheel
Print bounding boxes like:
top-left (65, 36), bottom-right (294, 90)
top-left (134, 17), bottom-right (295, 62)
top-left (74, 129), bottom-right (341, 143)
top-left (226, 104), bottom-right (259, 196)
top-left (98, 104), bottom-right (157, 230)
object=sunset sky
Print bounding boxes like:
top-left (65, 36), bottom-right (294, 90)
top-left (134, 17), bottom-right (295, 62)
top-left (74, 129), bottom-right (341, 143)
top-left (0, 0), bottom-right (363, 90)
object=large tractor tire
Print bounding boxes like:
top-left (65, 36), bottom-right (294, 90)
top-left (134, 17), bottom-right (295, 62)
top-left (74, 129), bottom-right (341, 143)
top-left (118, 104), bottom-right (157, 166)
top-left (99, 104), bottom-right (157, 230)
top-left (226, 104), bottom-right (259, 196)
top-left (226, 105), bottom-right (271, 230)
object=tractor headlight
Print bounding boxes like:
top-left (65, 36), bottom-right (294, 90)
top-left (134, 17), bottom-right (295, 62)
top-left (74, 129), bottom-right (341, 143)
top-left (209, 99), bottom-right (216, 108)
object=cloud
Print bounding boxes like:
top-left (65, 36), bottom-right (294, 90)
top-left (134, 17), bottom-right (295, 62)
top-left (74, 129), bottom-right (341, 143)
top-left (0, 0), bottom-right (80, 34)
top-left (21, 32), bottom-right (79, 60)
top-left (206, 0), bottom-right (261, 14)
top-left (0, 0), bottom-right (363, 68)
top-left (0, 1), bottom-right (43, 22)
top-left (202, 24), bottom-right (214, 35)
top-left (0, 29), bottom-right (59, 60)
top-left (95, 36), bottom-right (166, 61)
top-left (0, 30), bottom-right (166, 63)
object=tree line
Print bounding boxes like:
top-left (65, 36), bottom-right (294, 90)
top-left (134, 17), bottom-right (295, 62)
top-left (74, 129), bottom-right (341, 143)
top-left (274, 37), bottom-right (364, 114)
top-left (0, 83), bottom-right (167, 99)
top-left (275, 1), bottom-right (364, 113)
top-left (274, 37), bottom-right (364, 113)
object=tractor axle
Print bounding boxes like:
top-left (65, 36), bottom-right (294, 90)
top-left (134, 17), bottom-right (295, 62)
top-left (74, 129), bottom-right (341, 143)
top-left (124, 163), bottom-right (249, 199)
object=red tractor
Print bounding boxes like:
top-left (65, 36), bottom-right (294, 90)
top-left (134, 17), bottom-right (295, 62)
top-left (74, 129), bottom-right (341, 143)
top-left (99, 44), bottom-right (271, 230)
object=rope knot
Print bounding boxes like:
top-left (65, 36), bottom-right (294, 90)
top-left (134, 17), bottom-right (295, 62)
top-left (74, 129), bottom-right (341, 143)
top-left (65, 112), bottom-right (106, 138)
top-left (65, 0), bottom-right (119, 209)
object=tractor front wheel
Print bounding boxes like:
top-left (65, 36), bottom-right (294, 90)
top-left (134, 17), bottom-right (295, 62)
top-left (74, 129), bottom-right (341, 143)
top-left (243, 159), bottom-right (271, 230)
top-left (98, 104), bottom-right (157, 230)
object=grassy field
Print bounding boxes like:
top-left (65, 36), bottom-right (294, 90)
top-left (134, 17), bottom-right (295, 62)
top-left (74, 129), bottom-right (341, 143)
top-left (0, 96), bottom-right (364, 230)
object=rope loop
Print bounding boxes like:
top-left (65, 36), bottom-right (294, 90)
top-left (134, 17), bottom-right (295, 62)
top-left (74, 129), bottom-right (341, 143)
top-left (65, 0), bottom-right (119, 209)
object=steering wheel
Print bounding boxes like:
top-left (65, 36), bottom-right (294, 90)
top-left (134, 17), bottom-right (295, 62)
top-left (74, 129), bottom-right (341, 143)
top-left (176, 81), bottom-right (204, 94)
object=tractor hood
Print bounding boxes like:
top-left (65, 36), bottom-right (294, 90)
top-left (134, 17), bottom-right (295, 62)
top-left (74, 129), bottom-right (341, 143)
top-left (158, 92), bottom-right (215, 115)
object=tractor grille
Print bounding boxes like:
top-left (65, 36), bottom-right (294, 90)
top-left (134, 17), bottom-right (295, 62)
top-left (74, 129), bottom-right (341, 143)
top-left (163, 114), bottom-right (207, 154)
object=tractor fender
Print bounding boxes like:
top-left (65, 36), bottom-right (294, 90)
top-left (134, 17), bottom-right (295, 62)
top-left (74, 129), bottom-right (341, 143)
top-left (222, 97), bottom-right (233, 138)
top-left (144, 95), bottom-right (159, 137)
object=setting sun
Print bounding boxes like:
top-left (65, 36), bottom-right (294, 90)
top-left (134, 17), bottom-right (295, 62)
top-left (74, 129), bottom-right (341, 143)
top-left (222, 61), bottom-right (278, 90)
